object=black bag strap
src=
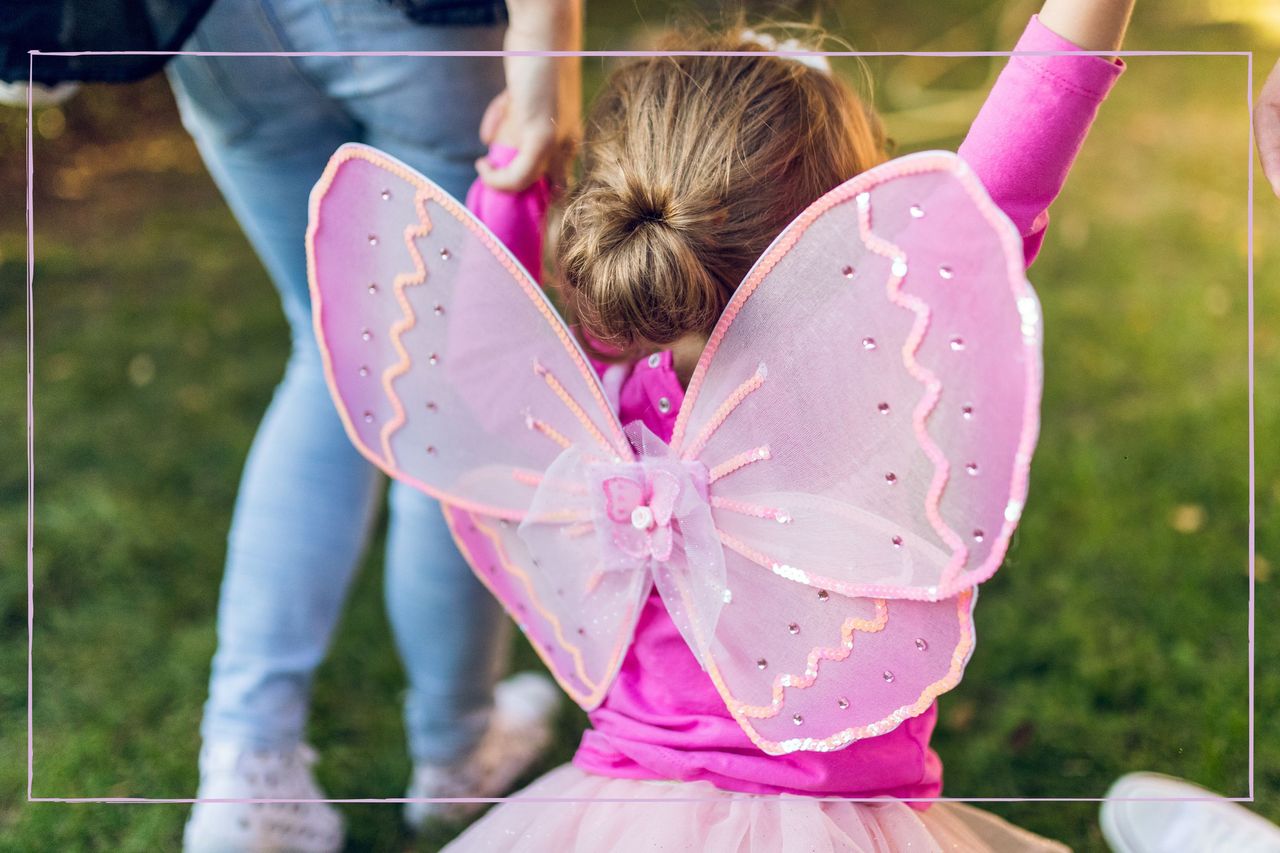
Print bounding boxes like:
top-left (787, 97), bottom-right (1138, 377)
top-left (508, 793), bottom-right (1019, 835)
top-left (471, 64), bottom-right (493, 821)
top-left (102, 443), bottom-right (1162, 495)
top-left (2, 0), bottom-right (219, 85)
top-left (379, 0), bottom-right (507, 27)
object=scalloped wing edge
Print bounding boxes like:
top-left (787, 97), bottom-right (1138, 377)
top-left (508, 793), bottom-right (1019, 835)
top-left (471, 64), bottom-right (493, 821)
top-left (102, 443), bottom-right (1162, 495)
top-left (687, 582), bottom-right (978, 756)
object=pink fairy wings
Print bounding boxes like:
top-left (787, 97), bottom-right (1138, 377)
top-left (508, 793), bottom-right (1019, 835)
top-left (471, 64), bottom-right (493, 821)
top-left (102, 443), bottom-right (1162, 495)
top-left (651, 150), bottom-right (1039, 753)
top-left (308, 144), bottom-right (1041, 753)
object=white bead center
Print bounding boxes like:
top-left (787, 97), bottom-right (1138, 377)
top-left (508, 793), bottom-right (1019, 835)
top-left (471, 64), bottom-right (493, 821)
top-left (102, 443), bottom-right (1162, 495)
top-left (630, 506), bottom-right (654, 530)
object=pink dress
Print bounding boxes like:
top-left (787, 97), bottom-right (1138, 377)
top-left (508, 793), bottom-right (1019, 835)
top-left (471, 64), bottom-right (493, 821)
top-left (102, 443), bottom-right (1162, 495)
top-left (450, 16), bottom-right (1121, 851)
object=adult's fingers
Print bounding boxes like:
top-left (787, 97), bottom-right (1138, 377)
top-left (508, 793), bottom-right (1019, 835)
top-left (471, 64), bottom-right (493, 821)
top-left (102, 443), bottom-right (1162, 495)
top-left (479, 91), bottom-right (510, 146)
top-left (476, 141), bottom-right (547, 192)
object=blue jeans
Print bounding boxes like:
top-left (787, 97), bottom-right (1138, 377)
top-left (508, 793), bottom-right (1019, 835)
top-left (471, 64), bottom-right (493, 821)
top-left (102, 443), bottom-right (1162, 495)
top-left (167, 0), bottom-right (509, 765)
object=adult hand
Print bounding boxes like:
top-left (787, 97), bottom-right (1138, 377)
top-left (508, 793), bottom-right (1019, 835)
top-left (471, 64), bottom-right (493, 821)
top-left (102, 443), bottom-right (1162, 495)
top-left (475, 0), bottom-right (581, 191)
top-left (475, 87), bottom-right (574, 191)
top-left (1256, 58), bottom-right (1280, 197)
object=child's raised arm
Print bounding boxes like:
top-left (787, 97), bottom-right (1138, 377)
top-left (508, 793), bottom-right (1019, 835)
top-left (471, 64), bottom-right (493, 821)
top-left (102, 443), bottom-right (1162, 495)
top-left (957, 2), bottom-right (1133, 265)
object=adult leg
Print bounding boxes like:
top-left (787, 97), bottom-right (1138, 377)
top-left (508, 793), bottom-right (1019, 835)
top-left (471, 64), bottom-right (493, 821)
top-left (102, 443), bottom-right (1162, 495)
top-left (168, 13), bottom-right (377, 753)
top-left (300, 2), bottom-right (516, 766)
top-left (170, 3), bottom-right (384, 850)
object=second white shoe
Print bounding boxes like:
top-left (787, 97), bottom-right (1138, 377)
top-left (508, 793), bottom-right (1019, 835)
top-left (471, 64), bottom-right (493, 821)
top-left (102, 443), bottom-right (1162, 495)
top-left (183, 742), bottom-right (344, 853)
top-left (404, 671), bottom-right (561, 829)
top-left (1100, 772), bottom-right (1280, 853)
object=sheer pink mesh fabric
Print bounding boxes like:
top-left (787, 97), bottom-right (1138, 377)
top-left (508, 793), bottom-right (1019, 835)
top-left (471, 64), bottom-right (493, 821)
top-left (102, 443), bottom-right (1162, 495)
top-left (309, 145), bottom-right (1040, 753)
top-left (307, 144), bottom-right (631, 517)
top-left (443, 765), bottom-right (1068, 853)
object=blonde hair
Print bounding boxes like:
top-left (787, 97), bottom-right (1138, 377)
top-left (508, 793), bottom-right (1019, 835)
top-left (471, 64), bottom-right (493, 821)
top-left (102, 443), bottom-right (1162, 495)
top-left (556, 26), bottom-right (886, 360)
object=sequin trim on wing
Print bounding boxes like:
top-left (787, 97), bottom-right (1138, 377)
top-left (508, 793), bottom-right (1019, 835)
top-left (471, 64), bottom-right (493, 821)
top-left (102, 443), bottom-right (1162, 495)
top-left (377, 178), bottom-right (432, 468)
top-left (854, 188), bottom-right (968, 596)
top-left (726, 591), bottom-right (976, 754)
top-left (708, 445), bottom-right (772, 484)
top-left (680, 363), bottom-right (768, 461)
top-left (684, 574), bottom-right (976, 755)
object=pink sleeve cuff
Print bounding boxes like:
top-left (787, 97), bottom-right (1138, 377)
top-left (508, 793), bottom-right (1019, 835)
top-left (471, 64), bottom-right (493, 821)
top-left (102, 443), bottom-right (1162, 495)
top-left (957, 15), bottom-right (1124, 266)
top-left (1017, 14), bottom-right (1125, 99)
top-left (464, 143), bottom-right (552, 282)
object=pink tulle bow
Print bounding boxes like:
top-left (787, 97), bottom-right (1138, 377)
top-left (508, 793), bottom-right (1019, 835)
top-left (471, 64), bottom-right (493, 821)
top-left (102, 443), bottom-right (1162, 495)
top-left (518, 422), bottom-right (727, 667)
top-left (601, 469), bottom-right (680, 561)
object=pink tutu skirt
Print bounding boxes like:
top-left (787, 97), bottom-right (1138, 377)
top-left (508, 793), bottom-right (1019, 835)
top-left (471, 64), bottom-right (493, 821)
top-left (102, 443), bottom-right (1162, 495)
top-left (443, 764), bottom-right (1070, 852)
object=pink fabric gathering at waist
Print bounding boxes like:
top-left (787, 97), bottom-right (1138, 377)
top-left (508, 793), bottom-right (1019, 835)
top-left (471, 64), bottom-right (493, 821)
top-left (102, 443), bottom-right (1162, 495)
top-left (572, 590), bottom-right (943, 802)
top-left (570, 351), bottom-right (943, 804)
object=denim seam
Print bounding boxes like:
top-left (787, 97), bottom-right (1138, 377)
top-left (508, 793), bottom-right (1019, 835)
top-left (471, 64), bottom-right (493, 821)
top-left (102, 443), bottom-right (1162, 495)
top-left (253, 0), bottom-right (357, 130)
top-left (187, 27), bottom-right (262, 137)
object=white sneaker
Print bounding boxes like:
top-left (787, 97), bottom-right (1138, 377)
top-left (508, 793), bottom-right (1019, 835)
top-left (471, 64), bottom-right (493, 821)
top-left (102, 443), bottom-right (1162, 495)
top-left (404, 671), bottom-right (560, 829)
top-left (0, 81), bottom-right (80, 108)
top-left (1101, 772), bottom-right (1280, 853)
top-left (183, 742), bottom-right (344, 853)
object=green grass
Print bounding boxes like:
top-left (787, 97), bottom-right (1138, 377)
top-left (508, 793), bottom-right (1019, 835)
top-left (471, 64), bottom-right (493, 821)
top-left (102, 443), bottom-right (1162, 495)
top-left (2, 3), bottom-right (1278, 851)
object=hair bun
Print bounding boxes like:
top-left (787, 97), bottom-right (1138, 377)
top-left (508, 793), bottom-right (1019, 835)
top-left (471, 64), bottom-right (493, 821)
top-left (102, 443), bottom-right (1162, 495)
top-left (558, 174), bottom-right (724, 355)
top-left (555, 28), bottom-right (885, 361)
top-left (618, 178), bottom-right (673, 230)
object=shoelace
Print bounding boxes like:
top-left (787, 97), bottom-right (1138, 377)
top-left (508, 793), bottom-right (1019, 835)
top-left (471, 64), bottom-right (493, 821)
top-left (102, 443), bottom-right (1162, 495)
top-left (212, 744), bottom-right (325, 799)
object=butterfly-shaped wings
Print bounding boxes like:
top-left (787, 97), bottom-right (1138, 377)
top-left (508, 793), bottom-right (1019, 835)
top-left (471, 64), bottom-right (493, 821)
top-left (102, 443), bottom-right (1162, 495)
top-left (308, 144), bottom-right (1040, 753)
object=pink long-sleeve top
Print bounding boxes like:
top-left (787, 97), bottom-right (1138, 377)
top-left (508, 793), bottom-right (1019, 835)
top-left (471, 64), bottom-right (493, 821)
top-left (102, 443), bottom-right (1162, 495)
top-left (466, 15), bottom-right (1122, 801)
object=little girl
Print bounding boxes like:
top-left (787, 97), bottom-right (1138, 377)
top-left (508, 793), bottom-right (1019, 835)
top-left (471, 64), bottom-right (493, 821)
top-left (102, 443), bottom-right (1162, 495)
top-left (310, 1), bottom-right (1131, 849)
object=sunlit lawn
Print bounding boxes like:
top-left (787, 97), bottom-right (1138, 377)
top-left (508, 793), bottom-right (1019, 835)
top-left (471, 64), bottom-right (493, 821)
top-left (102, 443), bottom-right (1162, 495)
top-left (2, 3), bottom-right (1277, 850)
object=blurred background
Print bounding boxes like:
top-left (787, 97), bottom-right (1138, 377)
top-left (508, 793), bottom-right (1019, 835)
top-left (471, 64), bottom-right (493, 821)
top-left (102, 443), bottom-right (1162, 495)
top-left (0, 0), bottom-right (1276, 849)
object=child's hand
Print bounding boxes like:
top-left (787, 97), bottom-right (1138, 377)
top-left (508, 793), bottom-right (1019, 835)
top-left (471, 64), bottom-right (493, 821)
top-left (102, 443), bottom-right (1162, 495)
top-left (1256, 59), bottom-right (1280, 197)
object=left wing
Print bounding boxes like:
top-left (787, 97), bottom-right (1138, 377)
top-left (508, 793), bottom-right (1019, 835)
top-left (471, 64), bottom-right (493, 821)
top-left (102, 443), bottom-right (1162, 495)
top-left (308, 144), bottom-right (645, 708)
top-left (308, 143), bottom-right (632, 518)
